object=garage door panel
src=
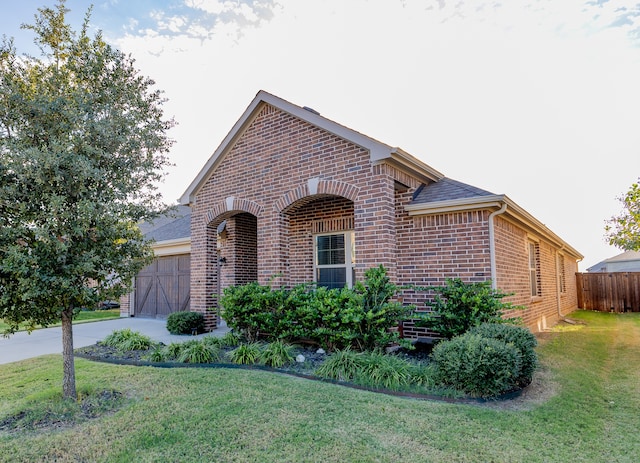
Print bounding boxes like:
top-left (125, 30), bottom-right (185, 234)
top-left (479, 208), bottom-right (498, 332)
top-left (135, 254), bottom-right (190, 318)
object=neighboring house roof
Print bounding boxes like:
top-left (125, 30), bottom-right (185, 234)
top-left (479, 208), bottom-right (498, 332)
top-left (179, 90), bottom-right (583, 261)
top-left (587, 250), bottom-right (640, 272)
top-left (139, 206), bottom-right (191, 256)
top-left (139, 205), bottom-right (191, 238)
top-left (145, 213), bottom-right (191, 242)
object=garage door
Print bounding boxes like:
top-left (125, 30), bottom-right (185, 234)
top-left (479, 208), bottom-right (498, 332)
top-left (135, 254), bottom-right (190, 318)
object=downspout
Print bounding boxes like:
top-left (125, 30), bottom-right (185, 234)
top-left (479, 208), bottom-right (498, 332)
top-left (488, 203), bottom-right (508, 289)
top-left (556, 246), bottom-right (565, 319)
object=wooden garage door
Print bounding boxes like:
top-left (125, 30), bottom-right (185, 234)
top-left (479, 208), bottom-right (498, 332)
top-left (135, 254), bottom-right (190, 318)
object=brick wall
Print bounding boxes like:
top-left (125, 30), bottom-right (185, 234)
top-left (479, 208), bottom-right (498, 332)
top-left (190, 104), bottom-right (395, 327)
top-left (494, 216), bottom-right (579, 331)
top-left (189, 102), bottom-right (579, 334)
top-left (288, 196), bottom-right (354, 285)
top-left (398, 208), bottom-right (493, 338)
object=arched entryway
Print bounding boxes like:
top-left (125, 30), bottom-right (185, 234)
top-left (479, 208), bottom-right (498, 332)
top-left (283, 195), bottom-right (355, 289)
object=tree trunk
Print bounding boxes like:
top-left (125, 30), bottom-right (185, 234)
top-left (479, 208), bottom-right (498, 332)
top-left (61, 307), bottom-right (77, 400)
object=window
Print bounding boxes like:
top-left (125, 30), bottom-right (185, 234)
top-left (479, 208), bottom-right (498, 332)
top-left (557, 254), bottom-right (566, 294)
top-left (314, 232), bottom-right (355, 289)
top-left (528, 241), bottom-right (540, 297)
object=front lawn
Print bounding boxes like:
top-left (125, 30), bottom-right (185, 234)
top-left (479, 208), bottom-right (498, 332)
top-left (0, 310), bottom-right (638, 462)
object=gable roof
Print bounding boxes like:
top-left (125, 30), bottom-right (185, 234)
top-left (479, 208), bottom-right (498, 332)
top-left (179, 90), bottom-right (444, 205)
top-left (139, 205), bottom-right (191, 242)
top-left (178, 90), bottom-right (582, 260)
top-left (587, 250), bottom-right (640, 272)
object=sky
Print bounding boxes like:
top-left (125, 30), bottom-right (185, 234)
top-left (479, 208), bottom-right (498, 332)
top-left (2, 0), bottom-right (640, 271)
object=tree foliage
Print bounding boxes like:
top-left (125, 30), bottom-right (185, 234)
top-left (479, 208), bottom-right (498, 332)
top-left (0, 1), bottom-right (174, 398)
top-left (606, 179), bottom-right (640, 251)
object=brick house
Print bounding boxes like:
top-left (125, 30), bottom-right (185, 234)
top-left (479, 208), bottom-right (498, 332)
top-left (178, 90), bottom-right (582, 336)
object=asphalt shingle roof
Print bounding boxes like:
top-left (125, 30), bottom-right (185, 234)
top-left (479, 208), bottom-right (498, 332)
top-left (411, 177), bottom-right (495, 205)
top-left (139, 205), bottom-right (191, 242)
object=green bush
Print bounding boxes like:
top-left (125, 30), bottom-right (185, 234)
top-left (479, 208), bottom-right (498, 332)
top-left (227, 342), bottom-right (263, 365)
top-left (408, 363), bottom-right (436, 388)
top-left (315, 348), bottom-right (364, 382)
top-left (177, 341), bottom-right (222, 364)
top-left (147, 345), bottom-right (169, 362)
top-left (219, 265), bottom-right (414, 351)
top-left (316, 349), bottom-right (431, 392)
top-left (417, 279), bottom-right (522, 339)
top-left (101, 329), bottom-right (154, 351)
top-left (219, 283), bottom-right (288, 341)
top-left (359, 351), bottom-right (412, 390)
top-left (261, 340), bottom-right (295, 368)
top-left (468, 323), bottom-right (538, 386)
top-left (431, 332), bottom-right (521, 398)
top-left (218, 331), bottom-right (242, 347)
top-left (166, 311), bottom-right (205, 335)
top-left (165, 342), bottom-right (185, 359)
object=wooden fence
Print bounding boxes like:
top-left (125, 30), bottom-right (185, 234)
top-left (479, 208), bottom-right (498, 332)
top-left (576, 272), bottom-right (640, 312)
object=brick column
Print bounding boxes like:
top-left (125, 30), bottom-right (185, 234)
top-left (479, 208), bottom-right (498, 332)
top-left (354, 171), bottom-right (397, 281)
top-left (189, 212), bottom-right (218, 330)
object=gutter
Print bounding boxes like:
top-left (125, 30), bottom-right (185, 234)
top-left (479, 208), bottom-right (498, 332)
top-left (405, 194), bottom-right (583, 260)
top-left (488, 203), bottom-right (508, 289)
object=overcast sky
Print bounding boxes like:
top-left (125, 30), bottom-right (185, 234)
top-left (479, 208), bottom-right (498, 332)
top-left (3, 0), bottom-right (640, 270)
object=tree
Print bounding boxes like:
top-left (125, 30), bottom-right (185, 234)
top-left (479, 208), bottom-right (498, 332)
top-left (0, 1), bottom-right (174, 399)
top-left (606, 179), bottom-right (640, 251)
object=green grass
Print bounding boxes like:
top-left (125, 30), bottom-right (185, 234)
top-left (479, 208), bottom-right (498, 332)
top-left (1, 310), bottom-right (639, 462)
top-left (0, 309), bottom-right (121, 333)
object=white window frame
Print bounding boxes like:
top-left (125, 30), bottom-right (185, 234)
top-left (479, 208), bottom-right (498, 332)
top-left (313, 231), bottom-right (355, 289)
top-left (528, 241), bottom-right (540, 297)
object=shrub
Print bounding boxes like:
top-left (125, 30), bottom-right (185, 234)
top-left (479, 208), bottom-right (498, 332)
top-left (101, 329), bottom-right (154, 351)
top-left (219, 265), bottom-right (414, 351)
top-left (228, 343), bottom-right (263, 365)
top-left (165, 342), bottom-right (185, 359)
top-left (431, 332), bottom-right (521, 398)
top-left (261, 340), bottom-right (295, 368)
top-left (166, 311), bottom-right (205, 335)
top-left (407, 363), bottom-right (436, 388)
top-left (147, 345), bottom-right (169, 362)
top-left (315, 348), bottom-right (364, 382)
top-left (359, 351), bottom-right (412, 390)
top-left (218, 331), bottom-right (242, 347)
top-left (348, 265), bottom-right (415, 351)
top-left (416, 279), bottom-right (523, 339)
top-left (220, 283), bottom-right (288, 341)
top-left (177, 341), bottom-right (221, 364)
top-left (468, 323), bottom-right (538, 386)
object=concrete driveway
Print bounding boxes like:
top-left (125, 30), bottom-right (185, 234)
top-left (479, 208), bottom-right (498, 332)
top-left (0, 317), bottom-right (230, 365)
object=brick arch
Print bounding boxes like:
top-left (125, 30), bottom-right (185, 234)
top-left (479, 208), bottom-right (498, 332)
top-left (205, 196), bottom-right (263, 224)
top-left (276, 178), bottom-right (360, 213)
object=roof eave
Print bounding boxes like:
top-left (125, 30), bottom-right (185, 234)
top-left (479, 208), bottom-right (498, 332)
top-left (179, 90), bottom-right (444, 205)
top-left (179, 91), bottom-right (394, 205)
top-left (374, 148), bottom-right (444, 183)
top-left (152, 237), bottom-right (191, 257)
top-left (406, 195), bottom-right (584, 260)
top-left (405, 195), bottom-right (506, 215)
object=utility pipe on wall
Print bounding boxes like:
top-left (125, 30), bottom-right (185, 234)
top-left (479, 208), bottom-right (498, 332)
top-left (556, 246), bottom-right (565, 319)
top-left (488, 203), bottom-right (508, 289)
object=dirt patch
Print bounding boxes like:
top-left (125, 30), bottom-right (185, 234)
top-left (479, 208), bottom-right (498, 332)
top-left (476, 365), bottom-right (558, 411)
top-left (0, 390), bottom-right (124, 434)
